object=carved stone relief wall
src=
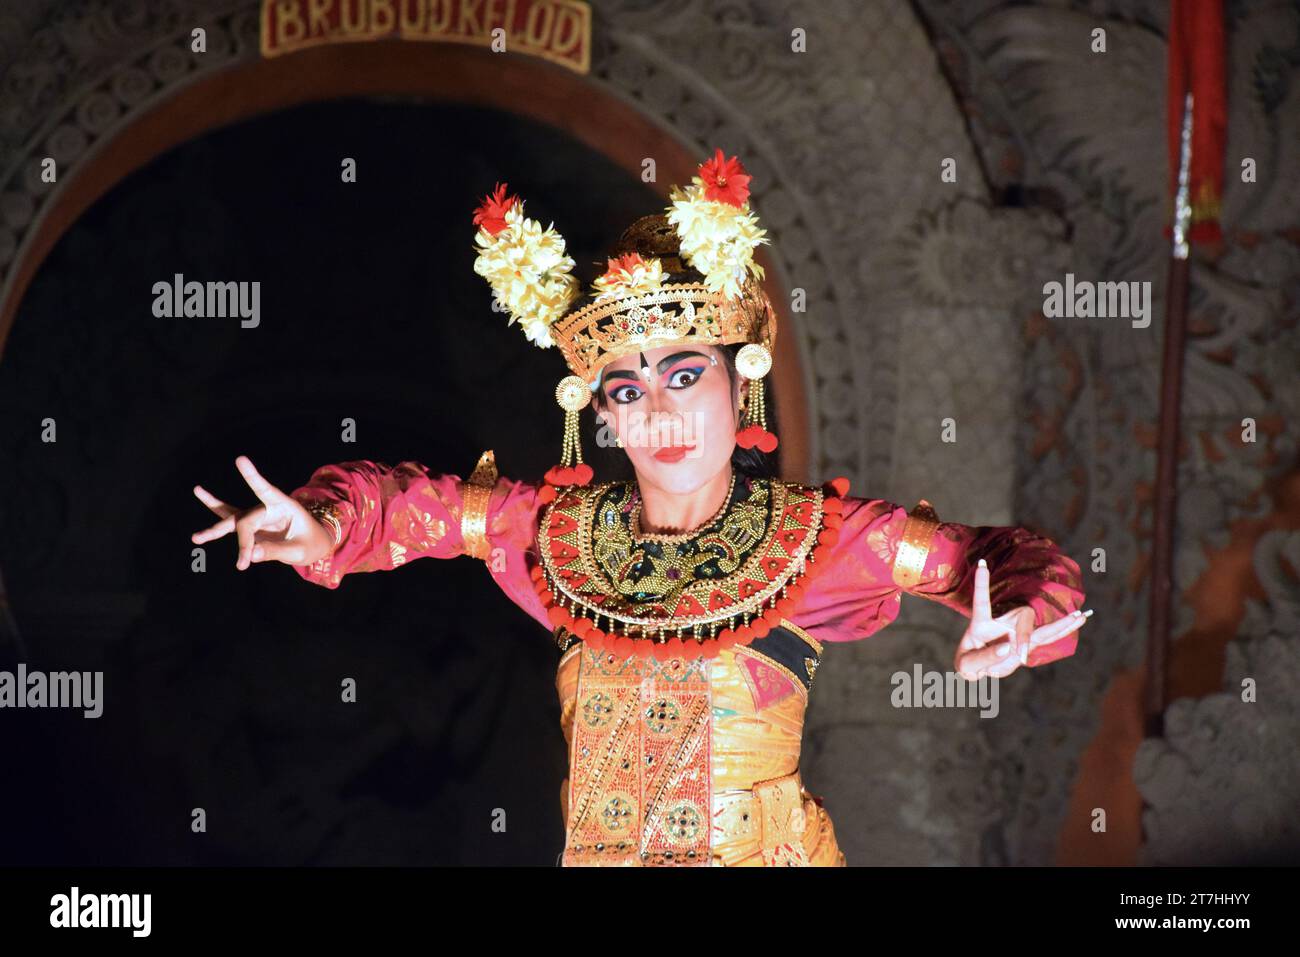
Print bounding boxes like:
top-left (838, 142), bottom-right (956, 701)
top-left (919, 0), bottom-right (1300, 864)
top-left (1136, 530), bottom-right (1300, 864)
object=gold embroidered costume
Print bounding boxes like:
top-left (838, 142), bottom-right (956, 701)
top-left (548, 474), bottom-right (846, 866)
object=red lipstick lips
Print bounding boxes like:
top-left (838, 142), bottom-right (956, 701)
top-left (652, 444), bottom-right (695, 463)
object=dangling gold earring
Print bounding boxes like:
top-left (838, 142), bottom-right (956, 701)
top-left (734, 345), bottom-right (778, 453)
top-left (539, 376), bottom-right (595, 503)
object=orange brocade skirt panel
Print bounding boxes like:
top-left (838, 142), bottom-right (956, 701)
top-left (554, 624), bottom-right (846, 867)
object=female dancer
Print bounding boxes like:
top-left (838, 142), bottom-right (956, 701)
top-left (191, 150), bottom-right (1090, 865)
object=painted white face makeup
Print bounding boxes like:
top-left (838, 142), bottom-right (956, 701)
top-left (595, 344), bottom-right (742, 497)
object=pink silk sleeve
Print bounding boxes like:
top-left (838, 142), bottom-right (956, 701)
top-left (287, 459), bottom-right (551, 631)
top-left (795, 496), bottom-right (1086, 667)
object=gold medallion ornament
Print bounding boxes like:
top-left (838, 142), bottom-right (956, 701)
top-left (734, 342), bottom-right (772, 379)
top-left (555, 375), bottom-right (592, 412)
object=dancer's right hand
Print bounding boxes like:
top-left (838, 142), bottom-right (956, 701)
top-left (190, 455), bottom-right (336, 569)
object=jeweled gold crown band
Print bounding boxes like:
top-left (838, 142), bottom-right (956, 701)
top-left (552, 274), bottom-right (777, 385)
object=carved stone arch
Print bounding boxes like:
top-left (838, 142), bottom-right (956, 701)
top-left (0, 2), bottom-right (829, 474)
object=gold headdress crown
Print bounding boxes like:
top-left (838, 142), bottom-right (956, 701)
top-left (471, 148), bottom-right (779, 493)
top-left (551, 214), bottom-right (777, 385)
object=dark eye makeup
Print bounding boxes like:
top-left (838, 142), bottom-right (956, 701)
top-left (667, 365), bottom-right (705, 388)
top-left (601, 351), bottom-right (713, 405)
top-left (609, 383), bottom-right (643, 404)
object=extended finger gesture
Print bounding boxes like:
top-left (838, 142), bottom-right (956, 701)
top-left (190, 455), bottom-right (335, 570)
top-left (954, 559), bottom-right (1091, 680)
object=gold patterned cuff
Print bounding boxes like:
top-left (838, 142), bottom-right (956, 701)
top-left (302, 499), bottom-right (344, 550)
top-left (891, 499), bottom-right (940, 591)
top-left (460, 449), bottom-right (498, 561)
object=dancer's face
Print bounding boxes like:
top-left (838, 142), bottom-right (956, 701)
top-left (595, 344), bottom-right (743, 495)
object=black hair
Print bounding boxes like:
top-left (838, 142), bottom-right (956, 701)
top-left (588, 341), bottom-right (777, 480)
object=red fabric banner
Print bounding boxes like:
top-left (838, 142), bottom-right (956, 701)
top-left (1166, 0), bottom-right (1227, 245)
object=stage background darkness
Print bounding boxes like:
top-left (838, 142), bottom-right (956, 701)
top-left (0, 99), bottom-right (683, 865)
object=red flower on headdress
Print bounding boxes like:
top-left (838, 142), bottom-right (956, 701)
top-left (698, 148), bottom-right (751, 207)
top-left (600, 252), bottom-right (646, 281)
top-left (472, 182), bottom-right (519, 237)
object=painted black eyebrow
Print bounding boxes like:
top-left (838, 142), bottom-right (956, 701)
top-left (602, 351), bottom-right (709, 382)
top-left (655, 348), bottom-right (707, 369)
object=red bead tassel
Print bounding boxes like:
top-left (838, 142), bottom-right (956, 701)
top-left (735, 377), bottom-right (778, 453)
top-left (538, 403), bottom-right (593, 504)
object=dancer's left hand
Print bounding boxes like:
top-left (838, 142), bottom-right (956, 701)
top-left (953, 559), bottom-right (1091, 680)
